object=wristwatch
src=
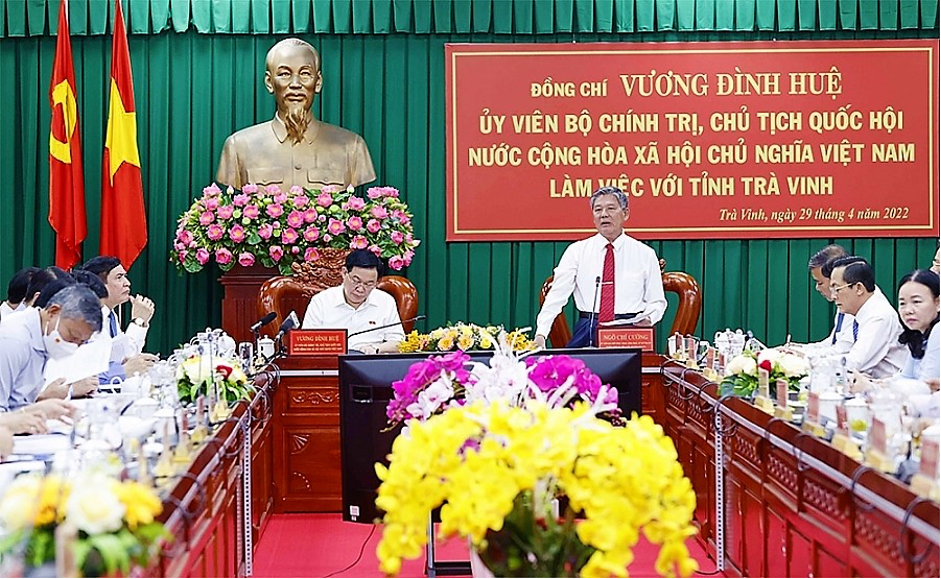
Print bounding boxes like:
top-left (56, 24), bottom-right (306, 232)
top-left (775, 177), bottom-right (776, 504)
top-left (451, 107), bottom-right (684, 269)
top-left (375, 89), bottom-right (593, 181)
top-left (132, 317), bottom-right (148, 328)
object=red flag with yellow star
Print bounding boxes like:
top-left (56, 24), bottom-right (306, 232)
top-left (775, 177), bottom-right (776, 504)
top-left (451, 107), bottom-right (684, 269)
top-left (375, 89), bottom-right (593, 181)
top-left (48, 0), bottom-right (86, 269)
top-left (100, 0), bottom-right (146, 268)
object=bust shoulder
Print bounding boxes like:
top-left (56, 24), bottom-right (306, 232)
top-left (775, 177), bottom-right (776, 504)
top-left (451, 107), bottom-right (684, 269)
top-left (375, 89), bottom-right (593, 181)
top-left (315, 121), bottom-right (366, 147)
top-left (225, 120), bottom-right (276, 146)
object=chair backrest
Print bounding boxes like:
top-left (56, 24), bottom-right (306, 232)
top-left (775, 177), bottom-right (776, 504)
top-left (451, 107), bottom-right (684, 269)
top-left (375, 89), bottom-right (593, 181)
top-left (258, 262), bottom-right (419, 336)
top-left (538, 267), bottom-right (702, 348)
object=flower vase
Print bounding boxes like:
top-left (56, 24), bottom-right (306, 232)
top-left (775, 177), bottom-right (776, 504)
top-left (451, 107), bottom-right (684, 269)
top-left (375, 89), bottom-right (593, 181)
top-left (469, 543), bottom-right (494, 578)
top-left (468, 499), bottom-right (560, 579)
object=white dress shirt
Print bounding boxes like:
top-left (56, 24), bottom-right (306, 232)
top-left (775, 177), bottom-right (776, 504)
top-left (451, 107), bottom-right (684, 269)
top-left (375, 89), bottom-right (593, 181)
top-left (301, 285), bottom-right (405, 352)
top-left (0, 308), bottom-right (48, 411)
top-left (102, 305), bottom-right (147, 363)
top-left (817, 288), bottom-right (907, 378)
top-left (799, 311), bottom-right (857, 355)
top-left (536, 233), bottom-right (667, 338)
top-left (0, 301), bottom-right (23, 322)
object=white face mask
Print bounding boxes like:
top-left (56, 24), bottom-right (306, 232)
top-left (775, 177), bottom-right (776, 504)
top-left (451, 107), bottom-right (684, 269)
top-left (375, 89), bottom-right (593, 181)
top-left (43, 315), bottom-right (79, 360)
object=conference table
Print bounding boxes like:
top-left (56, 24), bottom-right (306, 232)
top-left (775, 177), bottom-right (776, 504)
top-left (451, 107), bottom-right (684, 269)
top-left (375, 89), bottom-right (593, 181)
top-left (159, 351), bottom-right (939, 578)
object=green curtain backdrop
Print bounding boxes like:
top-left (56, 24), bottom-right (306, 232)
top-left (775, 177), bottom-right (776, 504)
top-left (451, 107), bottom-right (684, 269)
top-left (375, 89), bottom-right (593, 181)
top-left (1, 0), bottom-right (938, 354)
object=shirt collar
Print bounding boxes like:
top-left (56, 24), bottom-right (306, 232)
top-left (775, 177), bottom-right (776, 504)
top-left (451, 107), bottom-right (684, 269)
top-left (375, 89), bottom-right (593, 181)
top-left (25, 307), bottom-right (46, 355)
top-left (854, 286), bottom-right (887, 322)
top-left (271, 114), bottom-right (320, 145)
top-left (593, 232), bottom-right (627, 250)
top-left (332, 285), bottom-right (380, 312)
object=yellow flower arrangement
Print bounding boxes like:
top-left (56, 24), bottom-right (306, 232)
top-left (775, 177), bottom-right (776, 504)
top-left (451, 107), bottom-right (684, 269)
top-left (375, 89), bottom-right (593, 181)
top-left (398, 323), bottom-right (534, 353)
top-left (0, 472), bottom-right (166, 576)
top-left (375, 401), bottom-right (698, 578)
top-left (112, 480), bottom-right (164, 530)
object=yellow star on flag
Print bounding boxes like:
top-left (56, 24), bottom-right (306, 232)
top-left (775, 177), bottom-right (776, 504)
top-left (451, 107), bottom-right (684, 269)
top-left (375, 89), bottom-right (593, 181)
top-left (104, 78), bottom-right (140, 184)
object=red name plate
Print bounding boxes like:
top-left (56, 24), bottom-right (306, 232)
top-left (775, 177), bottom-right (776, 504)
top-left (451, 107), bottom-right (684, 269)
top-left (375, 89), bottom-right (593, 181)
top-left (807, 392), bottom-right (820, 423)
top-left (835, 405), bottom-right (848, 435)
top-left (920, 440), bottom-right (940, 478)
top-left (776, 378), bottom-right (788, 408)
top-left (870, 418), bottom-right (888, 454)
top-left (287, 329), bottom-right (348, 356)
top-left (597, 327), bottom-right (654, 351)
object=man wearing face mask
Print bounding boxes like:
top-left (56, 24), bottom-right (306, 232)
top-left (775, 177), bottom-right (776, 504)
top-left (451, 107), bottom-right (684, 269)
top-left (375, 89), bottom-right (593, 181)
top-left (0, 285), bottom-right (102, 412)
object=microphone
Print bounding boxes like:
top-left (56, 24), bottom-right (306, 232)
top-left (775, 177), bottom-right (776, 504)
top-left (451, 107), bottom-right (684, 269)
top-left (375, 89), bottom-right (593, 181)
top-left (275, 311), bottom-right (300, 341)
top-left (250, 312), bottom-right (276, 333)
top-left (347, 315), bottom-right (426, 338)
top-left (587, 276), bottom-right (602, 348)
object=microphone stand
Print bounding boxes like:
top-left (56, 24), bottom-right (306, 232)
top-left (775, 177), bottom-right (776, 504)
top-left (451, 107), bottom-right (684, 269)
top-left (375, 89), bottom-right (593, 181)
top-left (587, 276), bottom-right (601, 348)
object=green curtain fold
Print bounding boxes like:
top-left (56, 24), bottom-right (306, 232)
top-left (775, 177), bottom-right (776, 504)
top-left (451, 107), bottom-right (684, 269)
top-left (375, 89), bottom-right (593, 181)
top-left (1, 1), bottom-right (938, 355)
top-left (8, 0), bottom-right (934, 35)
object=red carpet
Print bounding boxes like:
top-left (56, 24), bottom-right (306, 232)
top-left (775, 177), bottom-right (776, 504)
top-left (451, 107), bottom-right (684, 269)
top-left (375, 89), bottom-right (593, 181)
top-left (254, 513), bottom-right (719, 578)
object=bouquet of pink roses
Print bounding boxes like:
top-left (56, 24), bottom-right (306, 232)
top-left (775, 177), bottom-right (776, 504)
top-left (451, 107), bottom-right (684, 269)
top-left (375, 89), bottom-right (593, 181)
top-left (172, 183), bottom-right (420, 275)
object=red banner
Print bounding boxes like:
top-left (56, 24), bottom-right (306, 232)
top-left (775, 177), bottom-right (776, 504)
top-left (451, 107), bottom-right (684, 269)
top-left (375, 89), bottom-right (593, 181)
top-left (446, 41), bottom-right (939, 241)
top-left (48, 0), bottom-right (86, 269)
top-left (101, 0), bottom-right (147, 268)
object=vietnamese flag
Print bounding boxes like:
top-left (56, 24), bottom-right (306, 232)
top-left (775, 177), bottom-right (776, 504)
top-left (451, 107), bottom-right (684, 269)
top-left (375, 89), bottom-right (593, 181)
top-left (100, 0), bottom-right (146, 268)
top-left (48, 0), bottom-right (86, 269)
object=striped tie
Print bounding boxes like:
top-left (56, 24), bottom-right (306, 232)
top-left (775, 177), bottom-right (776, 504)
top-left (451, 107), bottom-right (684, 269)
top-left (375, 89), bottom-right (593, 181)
top-left (598, 243), bottom-right (616, 324)
top-left (852, 320), bottom-right (859, 342)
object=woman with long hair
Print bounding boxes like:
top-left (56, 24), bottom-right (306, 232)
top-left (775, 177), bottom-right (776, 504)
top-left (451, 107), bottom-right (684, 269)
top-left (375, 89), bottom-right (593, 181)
top-left (851, 269), bottom-right (939, 393)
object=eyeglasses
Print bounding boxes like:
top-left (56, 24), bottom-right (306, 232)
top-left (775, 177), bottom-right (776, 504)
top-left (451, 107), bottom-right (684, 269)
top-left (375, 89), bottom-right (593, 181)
top-left (348, 275), bottom-right (377, 290)
top-left (829, 283), bottom-right (853, 295)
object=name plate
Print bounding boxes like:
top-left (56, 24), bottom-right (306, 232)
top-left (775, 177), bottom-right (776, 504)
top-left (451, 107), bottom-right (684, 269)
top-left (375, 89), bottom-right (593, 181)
top-left (920, 440), bottom-right (939, 478)
top-left (776, 378), bottom-right (788, 409)
top-left (870, 418), bottom-right (888, 455)
top-left (286, 329), bottom-right (348, 356)
top-left (807, 392), bottom-right (820, 424)
top-left (597, 327), bottom-right (654, 351)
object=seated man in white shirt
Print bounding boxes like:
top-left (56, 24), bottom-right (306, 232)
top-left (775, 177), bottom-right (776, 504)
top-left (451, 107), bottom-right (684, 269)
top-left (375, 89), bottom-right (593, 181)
top-left (80, 256), bottom-right (158, 380)
top-left (0, 285), bottom-right (102, 412)
top-left (791, 245), bottom-right (856, 355)
top-left (0, 267), bottom-right (38, 321)
top-left (301, 250), bottom-right (405, 355)
top-left (824, 256), bottom-right (907, 378)
top-left (534, 186), bottom-right (667, 349)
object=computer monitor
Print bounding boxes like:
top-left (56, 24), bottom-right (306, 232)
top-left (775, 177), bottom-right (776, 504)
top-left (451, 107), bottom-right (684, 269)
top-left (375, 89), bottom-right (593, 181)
top-left (338, 348), bottom-right (642, 523)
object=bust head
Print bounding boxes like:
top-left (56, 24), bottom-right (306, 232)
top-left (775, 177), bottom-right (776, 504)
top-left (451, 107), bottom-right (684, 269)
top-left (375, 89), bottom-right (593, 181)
top-left (264, 39), bottom-right (324, 143)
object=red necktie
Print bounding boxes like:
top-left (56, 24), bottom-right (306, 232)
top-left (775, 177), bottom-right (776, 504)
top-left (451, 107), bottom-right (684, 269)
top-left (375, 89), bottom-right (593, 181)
top-left (599, 243), bottom-right (616, 323)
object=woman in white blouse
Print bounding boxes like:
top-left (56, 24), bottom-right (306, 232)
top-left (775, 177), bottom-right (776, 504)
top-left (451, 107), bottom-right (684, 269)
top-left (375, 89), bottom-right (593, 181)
top-left (852, 269), bottom-right (939, 392)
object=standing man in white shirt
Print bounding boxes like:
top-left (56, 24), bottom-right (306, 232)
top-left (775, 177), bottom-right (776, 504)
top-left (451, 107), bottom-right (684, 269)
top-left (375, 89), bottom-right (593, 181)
top-left (301, 250), bottom-right (405, 354)
top-left (826, 256), bottom-right (907, 378)
top-left (534, 186), bottom-right (667, 349)
top-left (0, 267), bottom-right (38, 321)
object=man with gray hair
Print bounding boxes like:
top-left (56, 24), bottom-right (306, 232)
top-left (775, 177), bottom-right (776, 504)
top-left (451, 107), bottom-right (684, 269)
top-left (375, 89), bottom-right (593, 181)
top-left (0, 285), bottom-right (102, 411)
top-left (534, 186), bottom-right (667, 348)
top-left (793, 244), bottom-right (857, 355)
top-left (216, 37), bottom-right (376, 190)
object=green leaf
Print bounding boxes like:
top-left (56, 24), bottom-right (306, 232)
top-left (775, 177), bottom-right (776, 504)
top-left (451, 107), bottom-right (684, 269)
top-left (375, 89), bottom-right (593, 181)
top-left (74, 539), bottom-right (93, 571)
top-left (87, 533), bottom-right (132, 575)
top-left (0, 529), bottom-right (24, 554)
top-left (247, 231), bottom-right (262, 245)
top-left (183, 260), bottom-right (204, 274)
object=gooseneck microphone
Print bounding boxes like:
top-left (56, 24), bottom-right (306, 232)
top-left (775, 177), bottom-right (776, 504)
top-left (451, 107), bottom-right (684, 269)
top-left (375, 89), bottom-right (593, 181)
top-left (275, 311), bottom-right (300, 342)
top-left (347, 315), bottom-right (426, 338)
top-left (250, 312), bottom-right (277, 333)
top-left (587, 276), bottom-right (602, 348)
